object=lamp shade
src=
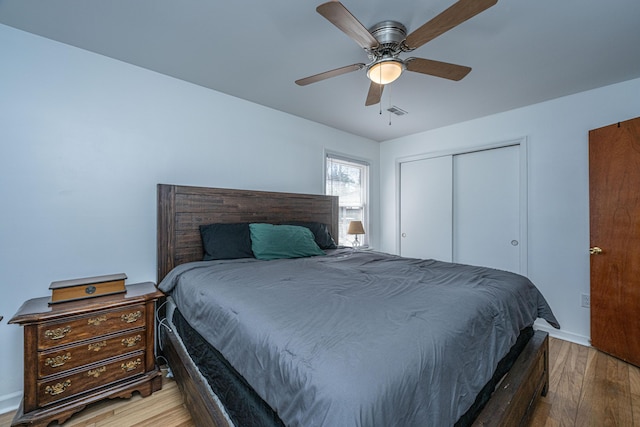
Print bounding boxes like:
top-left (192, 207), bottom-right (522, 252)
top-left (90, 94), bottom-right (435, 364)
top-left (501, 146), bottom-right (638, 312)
top-left (347, 220), bottom-right (365, 235)
top-left (367, 60), bottom-right (403, 85)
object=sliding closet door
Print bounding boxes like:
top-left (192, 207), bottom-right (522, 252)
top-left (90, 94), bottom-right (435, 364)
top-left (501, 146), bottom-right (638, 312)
top-left (400, 156), bottom-right (453, 261)
top-left (399, 142), bottom-right (525, 273)
top-left (453, 145), bottom-right (521, 273)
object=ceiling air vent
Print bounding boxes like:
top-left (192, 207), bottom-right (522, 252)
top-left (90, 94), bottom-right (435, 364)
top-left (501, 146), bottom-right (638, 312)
top-left (387, 106), bottom-right (408, 116)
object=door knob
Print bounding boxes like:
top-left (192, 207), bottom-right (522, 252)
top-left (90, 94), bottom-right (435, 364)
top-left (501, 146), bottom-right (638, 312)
top-left (589, 246), bottom-right (603, 255)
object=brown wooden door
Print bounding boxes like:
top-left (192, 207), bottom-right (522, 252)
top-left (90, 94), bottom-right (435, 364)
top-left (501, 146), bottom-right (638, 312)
top-left (589, 116), bottom-right (640, 367)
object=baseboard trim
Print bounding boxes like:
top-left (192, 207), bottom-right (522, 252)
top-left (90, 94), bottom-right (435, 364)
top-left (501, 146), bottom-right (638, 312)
top-left (534, 322), bottom-right (591, 347)
top-left (0, 391), bottom-right (21, 416)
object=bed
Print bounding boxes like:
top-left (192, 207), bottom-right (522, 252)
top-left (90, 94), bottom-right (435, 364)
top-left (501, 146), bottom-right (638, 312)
top-left (156, 184), bottom-right (559, 427)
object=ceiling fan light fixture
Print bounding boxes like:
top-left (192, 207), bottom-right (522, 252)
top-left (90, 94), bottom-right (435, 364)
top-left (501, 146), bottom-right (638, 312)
top-left (367, 59), bottom-right (404, 85)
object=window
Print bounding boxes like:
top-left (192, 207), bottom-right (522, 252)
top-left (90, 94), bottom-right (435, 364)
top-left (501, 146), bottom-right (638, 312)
top-left (325, 154), bottom-right (369, 247)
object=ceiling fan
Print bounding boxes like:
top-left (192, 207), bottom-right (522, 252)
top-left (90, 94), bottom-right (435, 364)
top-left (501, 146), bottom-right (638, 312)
top-left (295, 0), bottom-right (498, 106)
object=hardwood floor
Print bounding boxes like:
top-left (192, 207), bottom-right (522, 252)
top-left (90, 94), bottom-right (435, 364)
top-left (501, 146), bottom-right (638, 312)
top-left (530, 337), bottom-right (640, 426)
top-left (0, 368), bottom-right (194, 427)
top-left (0, 338), bottom-right (638, 426)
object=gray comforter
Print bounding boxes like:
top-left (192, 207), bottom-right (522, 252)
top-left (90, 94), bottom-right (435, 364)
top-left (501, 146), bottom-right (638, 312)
top-left (159, 249), bottom-right (559, 427)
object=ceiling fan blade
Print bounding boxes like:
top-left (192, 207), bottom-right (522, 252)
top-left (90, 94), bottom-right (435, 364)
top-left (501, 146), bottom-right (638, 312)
top-left (404, 0), bottom-right (498, 50)
top-left (365, 82), bottom-right (384, 106)
top-left (405, 57), bottom-right (471, 81)
top-left (316, 1), bottom-right (379, 50)
top-left (295, 63), bottom-right (365, 86)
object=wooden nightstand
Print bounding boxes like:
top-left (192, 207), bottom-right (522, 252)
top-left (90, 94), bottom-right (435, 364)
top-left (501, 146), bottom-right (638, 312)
top-left (9, 282), bottom-right (164, 427)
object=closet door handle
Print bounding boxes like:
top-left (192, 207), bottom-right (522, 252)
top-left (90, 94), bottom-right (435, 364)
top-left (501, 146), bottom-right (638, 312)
top-left (401, 233), bottom-right (407, 238)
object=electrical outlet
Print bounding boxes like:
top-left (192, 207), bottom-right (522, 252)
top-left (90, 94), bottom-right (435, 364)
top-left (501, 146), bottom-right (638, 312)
top-left (581, 293), bottom-right (590, 308)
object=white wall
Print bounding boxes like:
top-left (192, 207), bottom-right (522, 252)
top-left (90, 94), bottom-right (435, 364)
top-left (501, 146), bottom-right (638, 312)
top-left (380, 77), bottom-right (640, 346)
top-left (0, 24), bottom-right (380, 412)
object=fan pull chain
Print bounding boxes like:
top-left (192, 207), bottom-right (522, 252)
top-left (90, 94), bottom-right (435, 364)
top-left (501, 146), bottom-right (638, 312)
top-left (379, 73), bottom-right (383, 115)
top-left (388, 85), bottom-right (392, 126)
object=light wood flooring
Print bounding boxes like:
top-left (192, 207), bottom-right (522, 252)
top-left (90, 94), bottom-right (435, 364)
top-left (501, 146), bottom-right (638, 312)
top-left (530, 337), bottom-right (640, 426)
top-left (1, 337), bottom-right (638, 426)
top-left (0, 368), bottom-right (194, 427)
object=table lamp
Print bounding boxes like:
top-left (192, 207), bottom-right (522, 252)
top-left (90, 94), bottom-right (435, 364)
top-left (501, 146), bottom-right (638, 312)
top-left (347, 220), bottom-right (365, 248)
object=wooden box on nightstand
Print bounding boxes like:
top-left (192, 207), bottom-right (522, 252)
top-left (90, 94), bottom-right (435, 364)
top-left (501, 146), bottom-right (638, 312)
top-left (9, 282), bottom-right (164, 427)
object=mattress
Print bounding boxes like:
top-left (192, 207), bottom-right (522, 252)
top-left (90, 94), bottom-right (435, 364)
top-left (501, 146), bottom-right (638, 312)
top-left (158, 249), bottom-right (559, 426)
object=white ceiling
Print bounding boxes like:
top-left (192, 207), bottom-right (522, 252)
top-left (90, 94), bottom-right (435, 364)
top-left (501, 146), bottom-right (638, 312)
top-left (1, 0), bottom-right (639, 141)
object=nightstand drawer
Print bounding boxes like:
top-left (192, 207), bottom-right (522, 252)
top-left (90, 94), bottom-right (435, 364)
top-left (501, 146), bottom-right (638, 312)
top-left (38, 352), bottom-right (145, 406)
top-left (37, 305), bottom-right (146, 350)
top-left (39, 329), bottom-right (146, 378)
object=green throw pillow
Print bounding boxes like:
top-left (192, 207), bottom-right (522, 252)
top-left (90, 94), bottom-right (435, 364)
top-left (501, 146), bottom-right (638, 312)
top-left (249, 223), bottom-right (326, 260)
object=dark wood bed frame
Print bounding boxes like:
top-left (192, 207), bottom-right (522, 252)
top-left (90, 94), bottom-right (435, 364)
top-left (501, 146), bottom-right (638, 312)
top-left (156, 183), bottom-right (548, 427)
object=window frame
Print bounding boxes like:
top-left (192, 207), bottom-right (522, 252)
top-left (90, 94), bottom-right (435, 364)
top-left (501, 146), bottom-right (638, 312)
top-left (324, 152), bottom-right (370, 247)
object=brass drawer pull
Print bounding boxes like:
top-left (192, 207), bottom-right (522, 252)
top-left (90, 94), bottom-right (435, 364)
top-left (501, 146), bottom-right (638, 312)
top-left (45, 380), bottom-right (71, 396)
top-left (88, 341), bottom-right (107, 352)
top-left (120, 311), bottom-right (142, 324)
top-left (87, 315), bottom-right (107, 326)
top-left (45, 353), bottom-right (71, 368)
top-left (122, 335), bottom-right (142, 347)
top-left (121, 358), bottom-right (141, 372)
top-left (87, 366), bottom-right (106, 378)
top-left (45, 326), bottom-right (71, 340)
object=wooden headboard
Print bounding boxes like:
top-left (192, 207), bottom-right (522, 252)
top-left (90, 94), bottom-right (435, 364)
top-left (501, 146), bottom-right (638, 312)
top-left (157, 184), bottom-right (339, 283)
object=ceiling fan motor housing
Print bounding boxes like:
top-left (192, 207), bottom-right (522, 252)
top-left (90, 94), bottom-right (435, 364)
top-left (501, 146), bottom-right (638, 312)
top-left (368, 21), bottom-right (407, 55)
top-left (366, 21), bottom-right (407, 84)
